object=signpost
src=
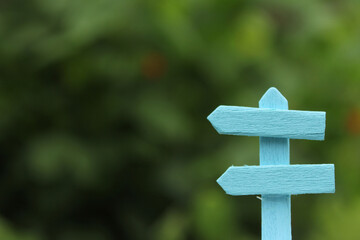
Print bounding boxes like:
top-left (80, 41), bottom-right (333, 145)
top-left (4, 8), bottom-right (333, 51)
top-left (207, 87), bottom-right (335, 240)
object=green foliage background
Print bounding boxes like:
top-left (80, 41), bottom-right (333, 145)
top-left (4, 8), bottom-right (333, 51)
top-left (0, 0), bottom-right (360, 239)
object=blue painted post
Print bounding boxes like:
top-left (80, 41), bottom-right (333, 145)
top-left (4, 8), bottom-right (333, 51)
top-left (259, 88), bottom-right (291, 240)
top-left (208, 87), bottom-right (335, 240)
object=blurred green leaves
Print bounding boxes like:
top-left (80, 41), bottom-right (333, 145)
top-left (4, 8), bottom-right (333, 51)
top-left (232, 11), bottom-right (274, 61)
top-left (0, 218), bottom-right (41, 240)
top-left (27, 134), bottom-right (96, 185)
top-left (193, 189), bottom-right (237, 240)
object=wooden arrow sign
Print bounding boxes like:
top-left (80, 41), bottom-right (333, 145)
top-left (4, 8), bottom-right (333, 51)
top-left (217, 164), bottom-right (335, 195)
top-left (207, 106), bottom-right (326, 140)
top-left (208, 87), bottom-right (335, 240)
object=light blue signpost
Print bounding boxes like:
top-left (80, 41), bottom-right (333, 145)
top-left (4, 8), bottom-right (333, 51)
top-left (207, 87), bottom-right (335, 240)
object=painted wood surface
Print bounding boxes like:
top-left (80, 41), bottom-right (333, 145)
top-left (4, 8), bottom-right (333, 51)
top-left (207, 106), bottom-right (326, 140)
top-left (259, 87), bottom-right (292, 240)
top-left (217, 164), bottom-right (335, 195)
top-left (207, 87), bottom-right (335, 240)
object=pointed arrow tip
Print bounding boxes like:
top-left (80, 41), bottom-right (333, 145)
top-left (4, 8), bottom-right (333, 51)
top-left (216, 175), bottom-right (228, 194)
top-left (217, 166), bottom-right (235, 195)
top-left (259, 87), bottom-right (288, 109)
top-left (206, 109), bottom-right (215, 122)
top-left (216, 174), bottom-right (222, 185)
top-left (207, 106), bottom-right (226, 134)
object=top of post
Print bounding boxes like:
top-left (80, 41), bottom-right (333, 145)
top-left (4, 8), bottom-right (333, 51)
top-left (259, 87), bottom-right (288, 110)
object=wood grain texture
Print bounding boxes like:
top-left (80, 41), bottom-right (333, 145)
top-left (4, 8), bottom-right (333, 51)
top-left (207, 106), bottom-right (326, 140)
top-left (216, 164), bottom-right (335, 195)
top-left (261, 195), bottom-right (291, 240)
top-left (208, 87), bottom-right (334, 240)
top-left (259, 87), bottom-right (291, 240)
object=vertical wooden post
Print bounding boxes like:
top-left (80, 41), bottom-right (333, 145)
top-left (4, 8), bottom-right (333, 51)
top-left (259, 88), bottom-right (291, 240)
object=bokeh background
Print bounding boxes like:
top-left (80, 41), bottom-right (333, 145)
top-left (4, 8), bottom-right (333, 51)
top-left (0, 0), bottom-right (360, 239)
